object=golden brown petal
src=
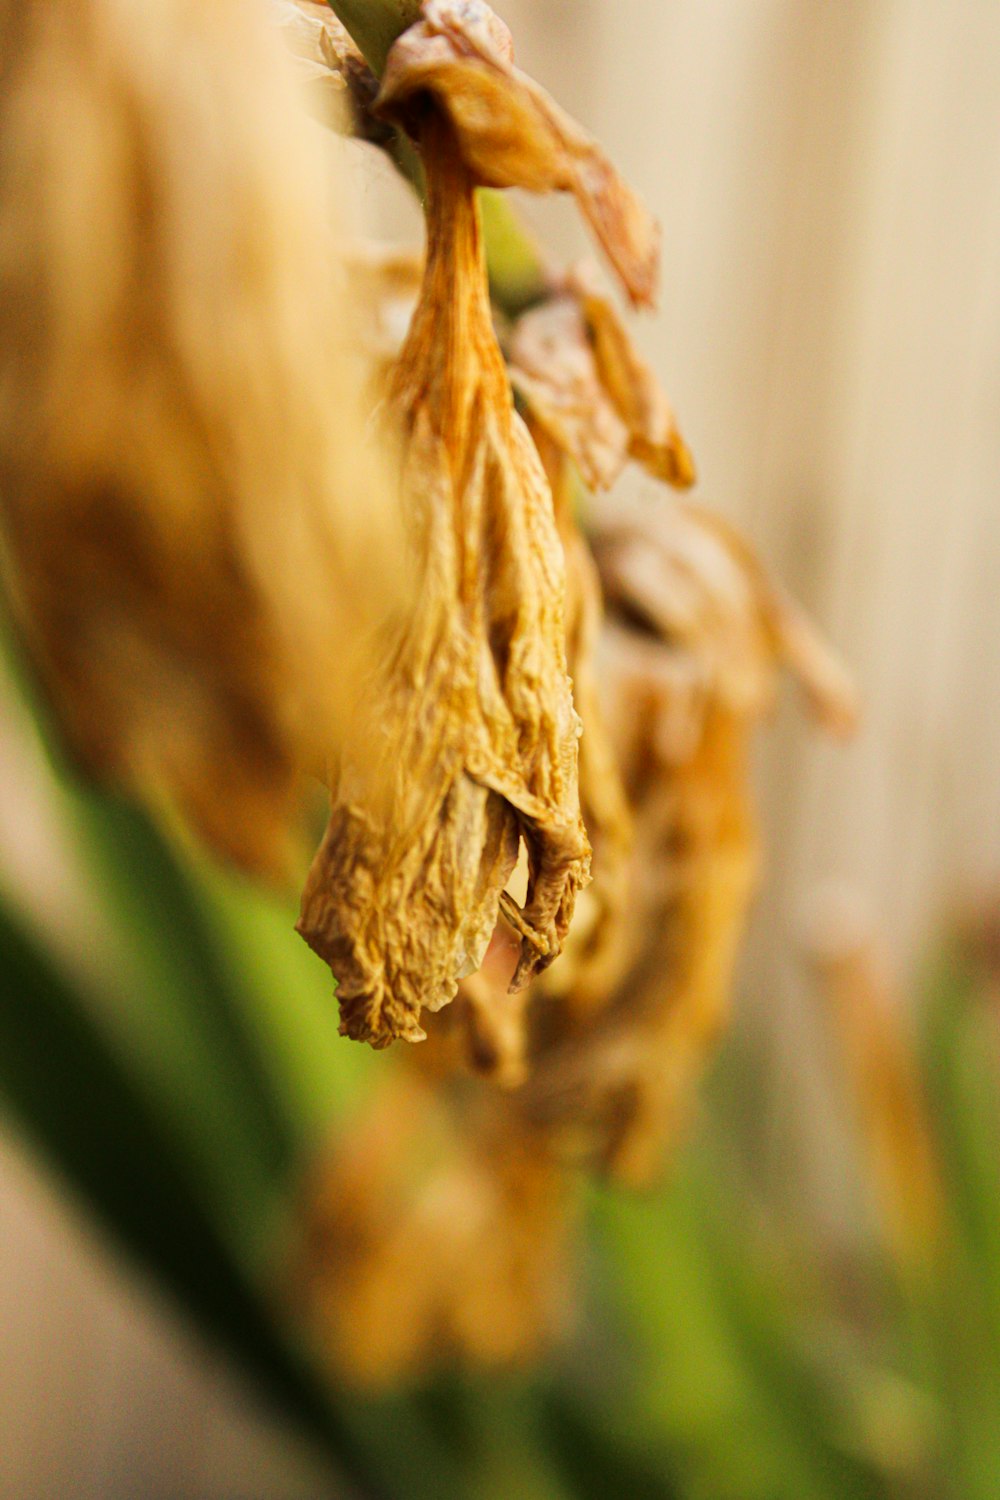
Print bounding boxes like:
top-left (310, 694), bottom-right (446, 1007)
top-left (508, 295), bottom-right (632, 492)
top-left (570, 267), bottom-right (696, 487)
top-left (508, 268), bottom-right (695, 491)
top-left (592, 498), bottom-right (858, 733)
top-left (375, 0), bottom-right (660, 306)
top-left (527, 423), bottom-right (633, 1014)
top-left (0, 0), bottom-right (401, 878)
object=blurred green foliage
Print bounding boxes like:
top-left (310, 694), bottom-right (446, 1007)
top-left (2, 623), bottom-right (1000, 1500)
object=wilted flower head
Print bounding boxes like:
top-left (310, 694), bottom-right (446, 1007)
top-left (292, 492), bottom-right (858, 1382)
top-left (511, 497), bottom-right (857, 1181)
top-left (0, 0), bottom-right (401, 877)
top-left (298, 0), bottom-right (667, 1048)
top-left (294, 1070), bottom-right (576, 1385)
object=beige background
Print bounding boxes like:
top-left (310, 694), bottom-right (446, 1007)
top-left (3, 2), bottom-right (1000, 1492)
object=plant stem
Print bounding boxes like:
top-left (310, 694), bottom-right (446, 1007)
top-left (325, 0), bottom-right (422, 76)
top-left (325, 0), bottom-right (549, 313)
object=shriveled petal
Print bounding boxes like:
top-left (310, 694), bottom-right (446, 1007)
top-left (569, 267), bottom-right (696, 487)
top-left (509, 270), bottom-right (695, 491)
top-left (591, 495), bottom-right (858, 735)
top-left (299, 394), bottom-right (591, 1045)
top-left (509, 296), bottom-right (631, 491)
top-left (292, 1075), bottom-right (577, 1384)
top-left (299, 768), bottom-right (520, 1047)
top-left (375, 0), bottom-right (660, 306)
top-left (525, 421), bottom-right (632, 1013)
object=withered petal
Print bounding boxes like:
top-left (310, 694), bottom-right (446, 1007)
top-left (591, 496), bottom-right (857, 725)
top-left (509, 269), bottom-right (695, 492)
top-left (569, 267), bottom-right (696, 488)
top-left (375, 0), bottom-right (660, 306)
top-left (509, 296), bottom-right (631, 492)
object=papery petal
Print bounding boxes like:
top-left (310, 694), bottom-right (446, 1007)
top-left (375, 0), bottom-right (660, 306)
top-left (508, 269), bottom-right (695, 491)
top-left (569, 267), bottom-right (695, 487)
top-left (592, 497), bottom-right (857, 730)
top-left (509, 296), bottom-right (631, 492)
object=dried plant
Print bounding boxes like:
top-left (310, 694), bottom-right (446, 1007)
top-left (297, 0), bottom-right (668, 1048)
top-left (0, 0), bottom-right (860, 1390)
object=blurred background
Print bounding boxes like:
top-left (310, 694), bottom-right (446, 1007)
top-left (3, 1), bottom-right (1000, 1495)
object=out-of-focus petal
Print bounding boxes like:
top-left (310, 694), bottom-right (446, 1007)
top-left (0, 0), bottom-right (402, 879)
top-left (508, 268), bottom-right (695, 491)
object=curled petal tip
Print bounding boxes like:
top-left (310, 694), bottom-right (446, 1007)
top-left (377, 0), bottom-right (660, 306)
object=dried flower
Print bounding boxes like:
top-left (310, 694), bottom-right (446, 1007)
top-left (511, 497), bottom-right (857, 1181)
top-left (376, 0), bottom-right (660, 307)
top-left (298, 0), bottom-right (665, 1048)
top-left (0, 0), bottom-right (400, 877)
top-left (282, 1), bottom-right (862, 1382)
top-left (294, 1071), bottom-right (576, 1384)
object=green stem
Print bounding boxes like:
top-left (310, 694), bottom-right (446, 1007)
top-left (325, 0), bottom-right (421, 76)
top-left (325, 0), bottom-right (548, 314)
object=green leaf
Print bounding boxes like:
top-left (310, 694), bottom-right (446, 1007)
top-left (0, 892), bottom-right (381, 1491)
